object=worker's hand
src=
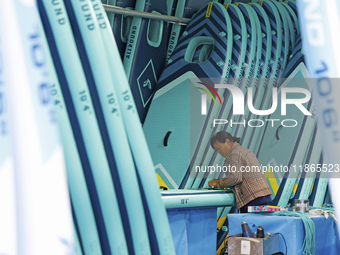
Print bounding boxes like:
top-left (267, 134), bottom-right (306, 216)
top-left (208, 179), bottom-right (218, 188)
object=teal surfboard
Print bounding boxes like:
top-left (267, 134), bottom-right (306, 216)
top-left (68, 1), bottom-right (152, 254)
top-left (203, 2), bottom-right (273, 188)
top-left (232, 3), bottom-right (266, 140)
top-left (161, 189), bottom-right (235, 208)
top-left (192, 2), bottom-right (259, 189)
top-left (266, 0), bottom-right (292, 77)
top-left (275, 104), bottom-right (316, 206)
top-left (166, 0), bottom-right (212, 61)
top-left (40, 0), bottom-right (129, 253)
top-left (144, 3), bottom-right (234, 190)
top-left (184, 3), bottom-right (246, 189)
top-left (282, 36), bottom-right (303, 78)
top-left (96, 2), bottom-right (177, 255)
top-left (37, 1), bottom-right (103, 254)
top-left (308, 155), bottom-right (329, 207)
top-left (256, 63), bottom-right (315, 206)
top-left (244, 0), bottom-right (285, 155)
top-left (239, 2), bottom-right (274, 150)
top-left (74, 224), bottom-right (84, 255)
top-left (105, 0), bottom-right (136, 59)
top-left (290, 126), bottom-right (322, 203)
top-left (282, 1), bottom-right (300, 44)
top-left (123, 0), bottom-right (170, 123)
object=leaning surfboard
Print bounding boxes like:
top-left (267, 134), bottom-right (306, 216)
top-left (123, 0), bottom-right (170, 123)
top-left (191, 2), bottom-right (259, 189)
top-left (68, 1), bottom-right (152, 254)
top-left (143, 2), bottom-right (233, 190)
top-left (41, 0), bottom-right (129, 253)
top-left (166, 0), bottom-right (212, 61)
top-left (202, 1), bottom-right (274, 188)
top-left (184, 2), bottom-right (247, 189)
top-left (105, 0), bottom-right (136, 59)
top-left (243, 0), bottom-right (285, 155)
top-left (95, 2), bottom-right (176, 255)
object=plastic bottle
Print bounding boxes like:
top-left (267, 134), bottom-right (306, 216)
top-left (256, 226), bottom-right (265, 238)
top-left (241, 222), bottom-right (252, 237)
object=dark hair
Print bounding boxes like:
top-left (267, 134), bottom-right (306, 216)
top-left (210, 131), bottom-right (240, 149)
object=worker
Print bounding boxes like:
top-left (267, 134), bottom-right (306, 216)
top-left (208, 131), bottom-right (272, 213)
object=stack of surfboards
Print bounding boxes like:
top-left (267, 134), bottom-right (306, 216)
top-left (144, 1), bottom-right (291, 186)
top-left (257, 36), bottom-right (327, 209)
top-left (1, 0), bottom-right (178, 254)
top-left (143, 1), bottom-right (328, 207)
top-left (39, 0), bottom-right (179, 254)
top-left (104, 0), bottom-right (223, 123)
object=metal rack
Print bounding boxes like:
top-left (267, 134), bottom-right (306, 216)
top-left (103, 4), bottom-right (191, 25)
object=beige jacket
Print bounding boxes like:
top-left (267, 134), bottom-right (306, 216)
top-left (217, 143), bottom-right (272, 208)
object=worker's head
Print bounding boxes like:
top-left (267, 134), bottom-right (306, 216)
top-left (210, 131), bottom-right (240, 158)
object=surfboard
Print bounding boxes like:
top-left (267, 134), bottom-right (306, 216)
top-left (282, 1), bottom-right (300, 42)
top-left (256, 38), bottom-right (305, 202)
top-left (202, 2), bottom-right (274, 189)
top-left (268, 0), bottom-right (294, 65)
top-left (74, 223), bottom-right (84, 255)
top-left (165, 0), bottom-right (178, 45)
top-left (282, 37), bottom-right (303, 78)
top-left (255, 62), bottom-right (315, 206)
top-left (232, 3), bottom-right (266, 139)
top-left (70, 1), bottom-right (153, 254)
top-left (166, 0), bottom-right (212, 62)
top-left (211, 4), bottom-right (264, 242)
top-left (289, 126), bottom-right (322, 204)
top-left (105, 0), bottom-right (136, 59)
top-left (323, 184), bottom-right (332, 205)
top-left (95, 2), bottom-right (176, 255)
top-left (307, 148), bottom-right (329, 208)
top-left (272, 38), bottom-right (324, 205)
top-left (285, 0), bottom-right (298, 17)
top-left (41, 0), bottom-right (129, 253)
top-left (182, 3), bottom-right (246, 189)
top-left (274, 105), bottom-right (317, 207)
top-left (238, 2), bottom-right (274, 149)
top-left (285, 119), bottom-right (316, 206)
top-left (0, 37), bottom-right (17, 255)
top-left (244, 0), bottom-right (285, 155)
top-left (161, 189), bottom-right (235, 208)
top-left (0, 1), bottom-right (74, 254)
top-left (160, 188), bottom-right (235, 255)
top-left (191, 2), bottom-right (259, 189)
top-left (310, 174), bottom-right (330, 207)
top-left (37, 1), bottom-right (105, 254)
top-left (143, 2), bottom-right (234, 190)
top-left (123, 0), bottom-right (170, 123)
top-left (308, 155), bottom-right (329, 208)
